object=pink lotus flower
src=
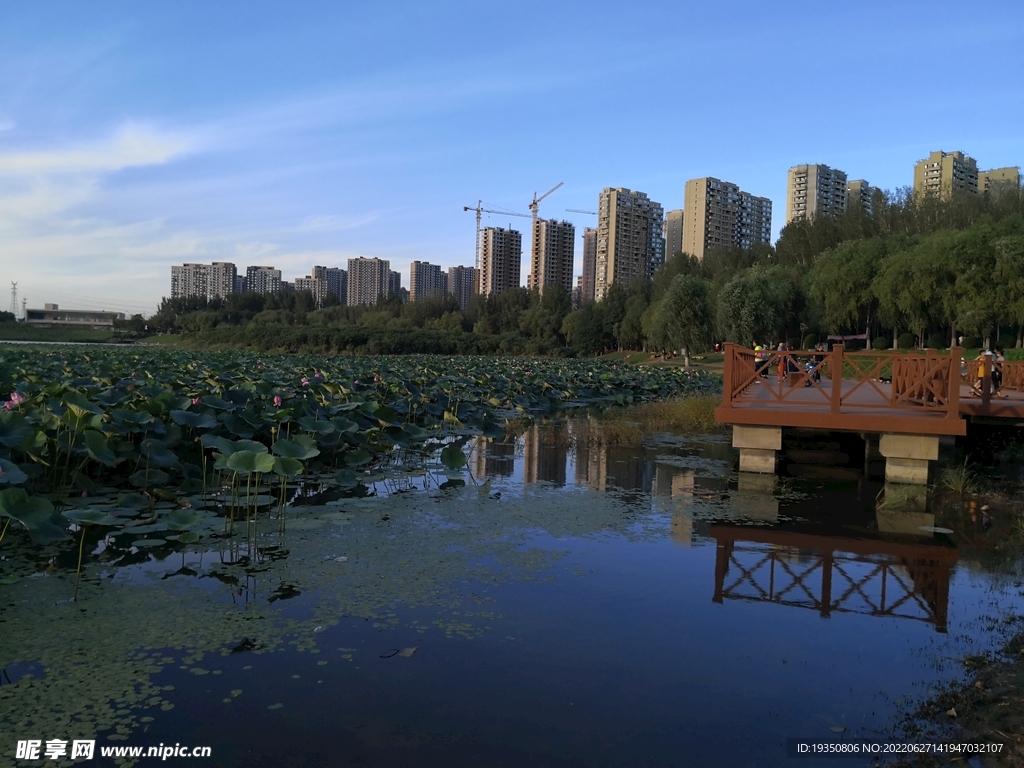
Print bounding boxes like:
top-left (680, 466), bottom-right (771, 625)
top-left (192, 396), bottom-right (202, 406)
top-left (5, 392), bottom-right (26, 410)
top-left (273, 395), bottom-right (282, 407)
top-left (373, 376), bottom-right (379, 382)
top-left (301, 377), bottom-right (310, 387)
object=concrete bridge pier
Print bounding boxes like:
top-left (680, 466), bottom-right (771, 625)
top-left (879, 434), bottom-right (939, 485)
top-left (732, 425), bottom-right (781, 474)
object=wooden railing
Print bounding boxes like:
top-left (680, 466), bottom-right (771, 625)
top-left (961, 355), bottom-right (1024, 407)
top-left (721, 343), bottom-right (962, 421)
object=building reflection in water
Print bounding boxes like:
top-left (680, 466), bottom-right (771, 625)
top-left (711, 523), bottom-right (958, 633)
top-left (473, 423), bottom-right (960, 634)
top-left (471, 435), bottom-right (517, 479)
top-left (523, 424), bottom-right (568, 487)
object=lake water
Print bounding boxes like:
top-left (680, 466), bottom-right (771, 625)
top-left (3, 420), bottom-right (1023, 767)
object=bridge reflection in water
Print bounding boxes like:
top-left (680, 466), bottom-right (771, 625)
top-left (711, 525), bottom-right (958, 633)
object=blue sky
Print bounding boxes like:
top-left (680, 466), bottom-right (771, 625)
top-left (1, 1), bottom-right (1022, 316)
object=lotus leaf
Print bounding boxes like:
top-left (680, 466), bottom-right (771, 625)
top-left (232, 439), bottom-right (269, 455)
top-left (0, 413), bottom-right (35, 447)
top-left (0, 489), bottom-right (66, 543)
top-left (272, 439), bottom-right (317, 459)
top-left (345, 447), bottom-right (373, 467)
top-left (129, 469), bottom-right (170, 488)
top-left (226, 450), bottom-right (276, 474)
top-left (297, 417), bottom-right (335, 435)
top-left (141, 439), bottom-right (180, 468)
top-left (63, 509), bottom-right (120, 527)
top-left (199, 396), bottom-right (234, 410)
top-left (440, 444), bottom-right (467, 470)
top-left (0, 458), bottom-right (28, 485)
top-left (200, 434), bottom-right (237, 455)
top-left (63, 391), bottom-right (103, 418)
top-left (334, 469), bottom-right (359, 488)
top-left (84, 430), bottom-right (121, 467)
top-left (163, 510), bottom-right (205, 531)
top-left (170, 410), bottom-right (218, 429)
top-left (118, 493), bottom-right (154, 510)
top-left (273, 457), bottom-right (304, 478)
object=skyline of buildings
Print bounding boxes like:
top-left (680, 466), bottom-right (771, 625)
top-left (912, 150), bottom-right (1020, 200)
top-left (165, 148), bottom-right (1022, 310)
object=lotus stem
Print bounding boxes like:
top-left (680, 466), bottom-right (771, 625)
top-left (0, 518), bottom-right (11, 548)
top-left (73, 525), bottom-right (86, 601)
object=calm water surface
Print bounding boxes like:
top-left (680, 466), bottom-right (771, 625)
top-left (3, 421), bottom-right (1023, 767)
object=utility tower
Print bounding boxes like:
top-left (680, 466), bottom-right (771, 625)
top-left (9, 283), bottom-right (17, 317)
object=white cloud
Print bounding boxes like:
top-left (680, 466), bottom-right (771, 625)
top-left (0, 122), bottom-right (195, 175)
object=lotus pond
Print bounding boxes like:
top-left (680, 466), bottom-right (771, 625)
top-left (3, 347), bottom-right (1024, 767)
top-left (0, 347), bottom-right (717, 552)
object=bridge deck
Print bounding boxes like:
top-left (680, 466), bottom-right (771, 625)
top-left (715, 344), bottom-right (1024, 436)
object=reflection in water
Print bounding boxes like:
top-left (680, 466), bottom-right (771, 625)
top-left (476, 418), bottom-right (966, 635)
top-left (711, 525), bottom-right (958, 633)
top-left (6, 413), bottom-right (1024, 768)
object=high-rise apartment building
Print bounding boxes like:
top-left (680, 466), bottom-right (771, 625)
top-left (664, 209), bottom-right (684, 260)
top-left (913, 151), bottom-right (979, 199)
top-left (347, 257), bottom-right (391, 306)
top-left (528, 219), bottom-right (575, 295)
top-left (246, 266), bottom-right (282, 295)
top-left (979, 167), bottom-right (1021, 197)
top-left (594, 188), bottom-right (664, 301)
top-left (846, 180), bottom-right (878, 215)
top-left (786, 164), bottom-right (847, 223)
top-left (207, 262), bottom-right (236, 299)
top-left (294, 275), bottom-right (332, 307)
top-left (580, 228), bottom-right (597, 304)
top-left (388, 271), bottom-right (404, 302)
top-left (171, 264), bottom-right (205, 299)
top-left (312, 266), bottom-right (346, 304)
top-left (682, 178), bottom-right (772, 260)
top-left (447, 266), bottom-right (478, 310)
top-left (480, 227), bottom-right (522, 296)
top-left (409, 261), bottom-right (448, 302)
top-left (170, 262), bottom-right (237, 300)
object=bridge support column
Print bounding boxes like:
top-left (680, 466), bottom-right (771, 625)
top-left (879, 434), bottom-right (939, 485)
top-left (732, 425), bottom-right (782, 474)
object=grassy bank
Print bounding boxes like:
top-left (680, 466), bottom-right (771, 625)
top-left (592, 394), bottom-right (724, 444)
top-left (0, 323), bottom-right (115, 343)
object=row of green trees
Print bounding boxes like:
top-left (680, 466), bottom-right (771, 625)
top-left (144, 186), bottom-right (1024, 357)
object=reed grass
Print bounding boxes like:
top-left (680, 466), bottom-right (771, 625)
top-left (940, 463), bottom-right (977, 495)
top-left (594, 395), bottom-right (723, 444)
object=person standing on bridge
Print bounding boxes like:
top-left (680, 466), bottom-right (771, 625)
top-left (754, 345), bottom-right (768, 380)
top-left (993, 346), bottom-right (1007, 398)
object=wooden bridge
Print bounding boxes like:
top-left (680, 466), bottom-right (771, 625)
top-left (715, 343), bottom-right (1024, 483)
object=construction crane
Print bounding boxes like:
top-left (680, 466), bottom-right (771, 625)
top-left (528, 182), bottom-right (564, 233)
top-left (463, 202), bottom-right (531, 273)
top-left (565, 208), bottom-right (597, 216)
